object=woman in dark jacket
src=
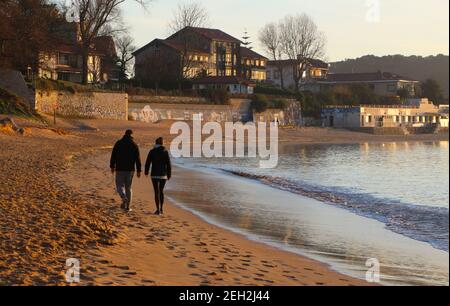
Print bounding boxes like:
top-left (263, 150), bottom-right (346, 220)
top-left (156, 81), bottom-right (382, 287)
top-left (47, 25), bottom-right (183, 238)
top-left (145, 137), bottom-right (172, 215)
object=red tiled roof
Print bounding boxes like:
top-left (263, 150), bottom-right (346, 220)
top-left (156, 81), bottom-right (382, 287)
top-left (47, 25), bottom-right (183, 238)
top-left (133, 38), bottom-right (210, 56)
top-left (162, 39), bottom-right (210, 54)
top-left (93, 36), bottom-right (117, 58)
top-left (44, 42), bottom-right (105, 56)
top-left (240, 47), bottom-right (267, 60)
top-left (268, 58), bottom-right (328, 69)
top-left (326, 72), bottom-right (418, 82)
top-left (192, 76), bottom-right (255, 86)
top-left (307, 58), bottom-right (329, 69)
top-left (170, 27), bottom-right (242, 44)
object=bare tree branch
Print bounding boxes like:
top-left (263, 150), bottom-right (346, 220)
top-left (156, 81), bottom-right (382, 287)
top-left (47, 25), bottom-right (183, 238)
top-left (260, 14), bottom-right (326, 91)
top-left (279, 14), bottom-right (326, 91)
top-left (259, 22), bottom-right (285, 89)
top-left (115, 34), bottom-right (136, 80)
top-left (168, 1), bottom-right (209, 33)
top-left (64, 0), bottom-right (152, 84)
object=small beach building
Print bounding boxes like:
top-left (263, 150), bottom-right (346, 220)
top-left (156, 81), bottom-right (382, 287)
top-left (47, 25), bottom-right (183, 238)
top-left (322, 98), bottom-right (447, 129)
top-left (192, 76), bottom-right (255, 94)
top-left (312, 72), bottom-right (419, 97)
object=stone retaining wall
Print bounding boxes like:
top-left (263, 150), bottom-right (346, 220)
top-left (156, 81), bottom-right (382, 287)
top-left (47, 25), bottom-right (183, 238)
top-left (35, 90), bottom-right (128, 120)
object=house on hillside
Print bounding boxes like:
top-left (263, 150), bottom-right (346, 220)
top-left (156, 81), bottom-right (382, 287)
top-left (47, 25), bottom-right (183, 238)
top-left (38, 22), bottom-right (119, 84)
top-left (266, 58), bottom-right (329, 90)
top-left (240, 47), bottom-right (267, 82)
top-left (133, 26), bottom-right (268, 89)
top-left (318, 72), bottom-right (419, 97)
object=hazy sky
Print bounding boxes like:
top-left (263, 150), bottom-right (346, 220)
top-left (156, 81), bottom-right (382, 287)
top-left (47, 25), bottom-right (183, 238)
top-left (122, 0), bottom-right (449, 62)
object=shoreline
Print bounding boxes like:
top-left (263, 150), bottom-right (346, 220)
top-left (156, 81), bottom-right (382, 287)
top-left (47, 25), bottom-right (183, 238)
top-left (1, 117), bottom-right (448, 285)
top-left (64, 149), bottom-right (371, 286)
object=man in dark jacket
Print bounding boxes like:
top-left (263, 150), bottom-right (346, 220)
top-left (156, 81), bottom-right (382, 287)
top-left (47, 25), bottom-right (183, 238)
top-left (110, 130), bottom-right (142, 211)
top-left (145, 137), bottom-right (172, 215)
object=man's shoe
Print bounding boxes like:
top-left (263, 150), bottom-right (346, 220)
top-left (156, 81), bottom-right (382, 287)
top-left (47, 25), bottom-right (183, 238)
top-left (120, 199), bottom-right (128, 210)
top-left (159, 209), bottom-right (164, 215)
top-left (154, 210), bottom-right (160, 215)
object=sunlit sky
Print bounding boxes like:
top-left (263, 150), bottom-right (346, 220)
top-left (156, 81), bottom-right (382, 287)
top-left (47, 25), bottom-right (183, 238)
top-left (122, 0), bottom-right (449, 62)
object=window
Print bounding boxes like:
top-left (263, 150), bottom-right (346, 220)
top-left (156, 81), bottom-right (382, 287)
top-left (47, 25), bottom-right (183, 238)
top-left (59, 53), bottom-right (70, 65)
top-left (58, 72), bottom-right (70, 81)
top-left (387, 84), bottom-right (397, 93)
top-left (267, 71), bottom-right (271, 80)
top-left (274, 71), bottom-right (280, 80)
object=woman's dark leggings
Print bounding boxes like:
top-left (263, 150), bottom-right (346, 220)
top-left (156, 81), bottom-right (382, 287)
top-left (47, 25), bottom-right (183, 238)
top-left (151, 179), bottom-right (167, 211)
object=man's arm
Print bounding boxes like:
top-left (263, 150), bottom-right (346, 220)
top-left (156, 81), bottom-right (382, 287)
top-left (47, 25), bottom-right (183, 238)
top-left (144, 151), bottom-right (152, 176)
top-left (166, 151), bottom-right (172, 180)
top-left (135, 144), bottom-right (142, 173)
top-left (110, 142), bottom-right (118, 171)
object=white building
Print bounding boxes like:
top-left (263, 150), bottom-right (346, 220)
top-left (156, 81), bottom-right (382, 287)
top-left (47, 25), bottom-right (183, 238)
top-left (322, 98), bottom-right (447, 129)
top-left (192, 76), bottom-right (255, 94)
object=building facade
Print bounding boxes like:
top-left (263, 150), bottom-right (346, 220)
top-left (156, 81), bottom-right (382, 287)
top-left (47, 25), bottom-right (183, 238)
top-left (38, 23), bottom-right (118, 84)
top-left (240, 47), bottom-right (267, 82)
top-left (266, 58), bottom-right (329, 90)
top-left (322, 98), bottom-right (447, 129)
top-left (133, 27), bottom-right (267, 86)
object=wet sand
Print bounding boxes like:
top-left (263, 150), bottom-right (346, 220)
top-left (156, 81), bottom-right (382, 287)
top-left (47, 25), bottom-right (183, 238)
top-left (2, 117), bottom-right (445, 285)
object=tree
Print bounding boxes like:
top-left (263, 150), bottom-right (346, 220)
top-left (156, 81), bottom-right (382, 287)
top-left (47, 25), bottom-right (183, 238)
top-left (251, 94), bottom-right (270, 113)
top-left (65, 0), bottom-right (150, 84)
top-left (1, 0), bottom-right (65, 71)
top-left (115, 34), bottom-right (136, 81)
top-left (167, 2), bottom-right (210, 89)
top-left (258, 23), bottom-right (285, 89)
top-left (279, 14), bottom-right (326, 92)
top-left (421, 79), bottom-right (444, 104)
top-left (168, 1), bottom-right (209, 33)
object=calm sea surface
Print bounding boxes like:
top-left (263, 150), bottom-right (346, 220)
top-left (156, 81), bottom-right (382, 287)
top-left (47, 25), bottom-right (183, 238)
top-left (168, 141), bottom-right (449, 285)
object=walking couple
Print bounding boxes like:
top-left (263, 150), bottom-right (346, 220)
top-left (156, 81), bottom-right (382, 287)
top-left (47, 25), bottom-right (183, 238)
top-left (110, 129), bottom-right (171, 215)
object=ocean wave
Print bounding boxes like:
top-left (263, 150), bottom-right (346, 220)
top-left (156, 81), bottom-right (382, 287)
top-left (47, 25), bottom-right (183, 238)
top-left (207, 166), bottom-right (449, 252)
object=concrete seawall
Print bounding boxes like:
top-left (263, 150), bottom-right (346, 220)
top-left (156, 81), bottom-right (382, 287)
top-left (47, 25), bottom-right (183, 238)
top-left (128, 98), bottom-right (252, 123)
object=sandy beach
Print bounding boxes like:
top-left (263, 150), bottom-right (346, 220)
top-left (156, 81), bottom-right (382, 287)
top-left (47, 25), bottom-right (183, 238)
top-left (1, 117), bottom-right (447, 286)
